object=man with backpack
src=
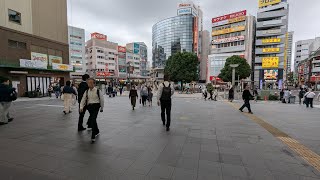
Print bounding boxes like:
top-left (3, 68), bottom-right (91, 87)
top-left (77, 74), bottom-right (90, 131)
top-left (157, 75), bottom-right (175, 131)
top-left (140, 84), bottom-right (149, 106)
top-left (0, 77), bottom-right (17, 125)
top-left (80, 78), bottom-right (104, 143)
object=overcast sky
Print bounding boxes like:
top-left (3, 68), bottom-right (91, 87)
top-left (67, 0), bottom-right (320, 66)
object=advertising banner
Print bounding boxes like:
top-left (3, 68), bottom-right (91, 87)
top-left (96, 72), bottom-right (111, 77)
top-left (91, 32), bottom-right (107, 40)
top-left (212, 15), bottom-right (246, 27)
top-left (212, 26), bottom-right (245, 36)
top-left (134, 43), bottom-right (140, 54)
top-left (20, 59), bottom-right (47, 69)
top-left (264, 69), bottom-right (278, 80)
top-left (118, 46), bottom-right (126, 53)
top-left (177, 8), bottom-right (192, 15)
top-left (262, 29), bottom-right (281, 35)
top-left (31, 52), bottom-right (48, 64)
top-left (262, 48), bottom-right (280, 53)
top-left (212, 10), bottom-right (246, 23)
top-left (259, 0), bottom-right (281, 8)
top-left (193, 17), bottom-right (199, 55)
top-left (262, 38), bottom-right (281, 44)
top-left (212, 36), bottom-right (245, 44)
top-left (52, 63), bottom-right (73, 71)
top-left (49, 55), bottom-right (62, 65)
top-left (262, 57), bottom-right (279, 68)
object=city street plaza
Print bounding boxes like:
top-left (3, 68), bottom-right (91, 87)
top-left (0, 94), bottom-right (320, 180)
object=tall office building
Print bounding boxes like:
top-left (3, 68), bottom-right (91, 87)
top-left (286, 31), bottom-right (294, 72)
top-left (208, 10), bottom-right (256, 81)
top-left (125, 42), bottom-right (148, 78)
top-left (117, 45), bottom-right (127, 79)
top-left (152, 2), bottom-right (203, 80)
top-left (254, 0), bottom-right (289, 89)
top-left (0, 0), bottom-right (70, 96)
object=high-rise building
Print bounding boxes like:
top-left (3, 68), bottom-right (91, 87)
top-left (152, 2), bottom-right (203, 80)
top-left (85, 33), bottom-right (118, 80)
top-left (125, 42), bottom-right (148, 78)
top-left (0, 0), bottom-right (70, 96)
top-left (68, 26), bottom-right (86, 81)
top-left (286, 31), bottom-right (293, 72)
top-left (208, 11), bottom-right (256, 81)
top-left (294, 38), bottom-right (320, 72)
top-left (254, 0), bottom-right (289, 89)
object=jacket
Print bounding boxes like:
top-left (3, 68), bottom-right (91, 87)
top-left (78, 81), bottom-right (88, 103)
top-left (242, 90), bottom-right (253, 100)
top-left (0, 84), bottom-right (15, 102)
top-left (129, 89), bottom-right (138, 98)
top-left (62, 86), bottom-right (76, 95)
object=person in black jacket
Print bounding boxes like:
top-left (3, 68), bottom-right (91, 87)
top-left (239, 85), bottom-right (254, 114)
top-left (62, 81), bottom-right (76, 115)
top-left (0, 77), bottom-right (15, 125)
top-left (77, 74), bottom-right (90, 131)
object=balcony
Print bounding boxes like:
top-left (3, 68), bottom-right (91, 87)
top-left (257, 19), bottom-right (287, 29)
top-left (256, 27), bottom-right (287, 37)
top-left (255, 47), bottom-right (285, 55)
top-left (257, 9), bottom-right (288, 20)
top-left (211, 45), bottom-right (245, 54)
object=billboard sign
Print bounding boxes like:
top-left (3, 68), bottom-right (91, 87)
top-left (212, 10), bottom-right (246, 23)
top-left (177, 8), bottom-right (192, 15)
top-left (259, 0), bottom-right (281, 8)
top-left (212, 12), bottom-right (246, 27)
top-left (212, 36), bottom-right (245, 44)
top-left (52, 63), bottom-right (73, 71)
top-left (212, 26), bottom-right (245, 36)
top-left (193, 17), bottom-right (199, 55)
top-left (118, 46), bottom-right (126, 53)
top-left (262, 38), bottom-right (281, 44)
top-left (96, 72), bottom-right (111, 77)
top-left (20, 59), bottom-right (47, 69)
top-left (134, 43), bottom-right (140, 54)
top-left (31, 52), bottom-right (48, 65)
top-left (49, 55), bottom-right (62, 65)
top-left (262, 48), bottom-right (280, 53)
top-left (264, 69), bottom-right (278, 80)
top-left (91, 32), bottom-right (107, 40)
top-left (262, 57), bottom-right (279, 68)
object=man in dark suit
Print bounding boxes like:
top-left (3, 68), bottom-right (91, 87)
top-left (77, 74), bottom-right (90, 131)
top-left (239, 85), bottom-right (254, 114)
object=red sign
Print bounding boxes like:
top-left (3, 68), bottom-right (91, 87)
top-left (193, 17), bottom-right (198, 55)
top-left (239, 55), bottom-right (245, 58)
top-left (310, 76), bottom-right (320, 82)
top-left (96, 72), bottom-right (111, 77)
top-left (212, 10), bottom-right (246, 23)
top-left (118, 46), bottom-right (126, 53)
top-left (91, 32), bottom-right (107, 40)
top-left (210, 76), bottom-right (221, 81)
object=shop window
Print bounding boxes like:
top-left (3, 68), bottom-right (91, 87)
top-left (8, 39), bottom-right (26, 49)
top-left (8, 9), bottom-right (21, 24)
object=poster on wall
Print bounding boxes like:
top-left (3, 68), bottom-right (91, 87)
top-left (134, 43), bottom-right (140, 54)
top-left (20, 59), bottom-right (47, 69)
top-left (31, 52), bottom-right (48, 65)
top-left (52, 63), bottom-right (73, 71)
top-left (49, 55), bottom-right (62, 65)
top-left (264, 69), bottom-right (278, 80)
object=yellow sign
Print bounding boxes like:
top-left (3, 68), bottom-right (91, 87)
top-left (228, 16), bottom-right (246, 24)
top-left (262, 48), bottom-right (280, 53)
top-left (262, 57), bottom-right (279, 68)
top-left (52, 63), bottom-right (73, 71)
top-left (259, 0), bottom-right (281, 8)
top-left (262, 38), bottom-right (281, 44)
top-left (212, 26), bottom-right (245, 36)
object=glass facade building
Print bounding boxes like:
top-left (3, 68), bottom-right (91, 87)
top-left (152, 15), bottom-right (194, 68)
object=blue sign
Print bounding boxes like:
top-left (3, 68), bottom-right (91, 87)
top-left (133, 43), bottom-right (140, 54)
top-left (178, 8), bottom-right (192, 15)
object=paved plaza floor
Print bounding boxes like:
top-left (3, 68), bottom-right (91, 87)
top-left (0, 95), bottom-right (320, 180)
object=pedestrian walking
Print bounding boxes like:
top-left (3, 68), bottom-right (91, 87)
top-left (54, 84), bottom-right (60, 98)
top-left (48, 84), bottom-right (53, 98)
top-left (213, 89), bottom-right (218, 101)
top-left (280, 89), bottom-right (284, 103)
top-left (72, 84), bottom-right (78, 106)
top-left (62, 81), bottom-right (76, 115)
top-left (140, 84), bottom-right (148, 106)
top-left (148, 86), bottom-right (153, 106)
top-left (0, 77), bottom-right (16, 125)
top-left (298, 88), bottom-right (306, 105)
top-left (157, 75), bottom-right (175, 131)
top-left (77, 74), bottom-right (89, 131)
top-left (203, 88), bottom-right (208, 101)
top-left (239, 85), bottom-right (254, 114)
top-left (228, 87), bottom-right (234, 102)
top-left (129, 85), bottom-right (138, 110)
top-left (80, 78), bottom-right (104, 143)
top-left (304, 89), bottom-right (316, 108)
top-left (284, 89), bottom-right (290, 103)
top-left (119, 86), bottom-right (123, 96)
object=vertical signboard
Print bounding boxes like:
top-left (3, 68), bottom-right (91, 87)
top-left (193, 17), bottom-right (199, 55)
top-left (134, 43), bottom-right (140, 54)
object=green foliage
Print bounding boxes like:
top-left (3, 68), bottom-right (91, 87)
top-left (218, 55), bottom-right (251, 82)
top-left (268, 94), bottom-right (279, 101)
top-left (206, 83), bottom-right (213, 92)
top-left (164, 52), bottom-right (199, 82)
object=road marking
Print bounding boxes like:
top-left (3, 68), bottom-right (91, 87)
top-left (35, 104), bottom-right (64, 108)
top-left (227, 102), bottom-right (320, 172)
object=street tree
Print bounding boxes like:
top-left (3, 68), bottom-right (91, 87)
top-left (164, 52), bottom-right (199, 83)
top-left (218, 55), bottom-right (251, 82)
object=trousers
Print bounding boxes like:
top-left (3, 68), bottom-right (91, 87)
top-left (306, 98), bottom-right (314, 108)
top-left (78, 104), bottom-right (87, 129)
top-left (0, 102), bottom-right (11, 123)
top-left (87, 103), bottom-right (100, 139)
top-left (239, 99), bottom-right (252, 113)
top-left (63, 94), bottom-right (72, 113)
top-left (160, 100), bottom-right (172, 128)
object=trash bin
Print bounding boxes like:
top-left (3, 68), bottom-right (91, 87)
top-left (289, 96), bottom-right (296, 104)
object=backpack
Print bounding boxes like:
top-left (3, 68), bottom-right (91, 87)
top-left (10, 90), bottom-right (17, 101)
top-left (141, 86), bottom-right (148, 96)
top-left (85, 89), bottom-right (100, 105)
top-left (160, 83), bottom-right (172, 101)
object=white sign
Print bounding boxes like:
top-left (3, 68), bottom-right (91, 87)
top-left (212, 36), bottom-right (245, 44)
top-left (52, 63), bottom-right (73, 71)
top-left (20, 59), bottom-right (47, 69)
top-left (178, 8), bottom-right (192, 15)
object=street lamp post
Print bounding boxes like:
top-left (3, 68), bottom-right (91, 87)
top-left (230, 64), bottom-right (239, 88)
top-left (127, 62), bottom-right (132, 89)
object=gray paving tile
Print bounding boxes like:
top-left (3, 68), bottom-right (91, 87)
top-left (221, 163), bottom-right (249, 178)
top-left (199, 151), bottom-right (220, 163)
top-left (220, 154), bottom-right (243, 166)
top-left (126, 161), bottom-right (153, 175)
top-left (148, 164), bottom-right (174, 179)
top-left (172, 168), bottom-right (197, 180)
top-left (176, 157), bottom-right (199, 171)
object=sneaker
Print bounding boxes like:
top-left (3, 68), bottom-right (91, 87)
top-left (239, 109), bottom-right (243, 112)
top-left (248, 112), bottom-right (253, 114)
top-left (91, 139), bottom-right (96, 143)
top-left (87, 128), bottom-right (92, 131)
top-left (63, 111), bottom-right (67, 115)
top-left (8, 118), bottom-right (14, 122)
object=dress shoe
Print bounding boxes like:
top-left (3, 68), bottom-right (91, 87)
top-left (166, 127), bottom-right (170, 131)
top-left (8, 118), bottom-right (14, 122)
top-left (0, 122), bottom-right (8, 126)
top-left (78, 127), bottom-right (86, 131)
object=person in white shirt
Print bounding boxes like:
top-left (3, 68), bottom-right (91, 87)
top-left (304, 89), bottom-right (316, 108)
top-left (80, 78), bottom-right (104, 143)
top-left (157, 75), bottom-right (175, 131)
